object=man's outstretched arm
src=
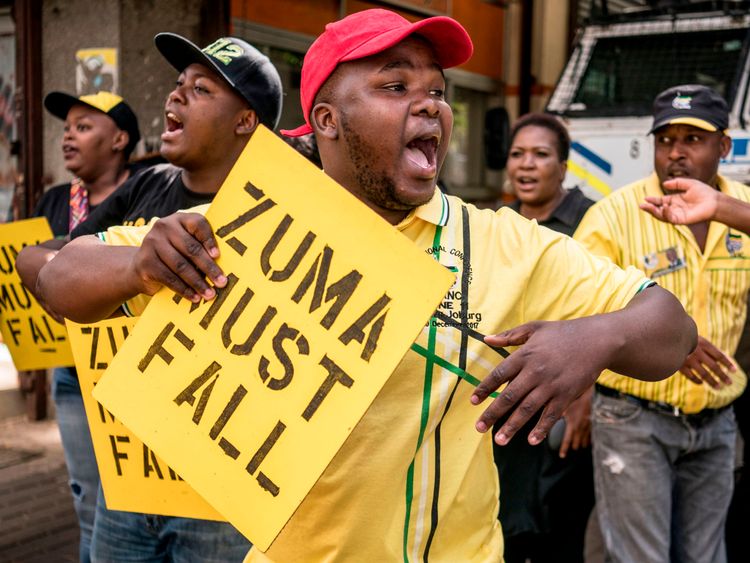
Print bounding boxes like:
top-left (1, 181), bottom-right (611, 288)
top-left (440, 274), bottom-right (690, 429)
top-left (36, 212), bottom-right (227, 323)
top-left (472, 285), bottom-right (696, 446)
top-left (16, 238), bottom-right (68, 322)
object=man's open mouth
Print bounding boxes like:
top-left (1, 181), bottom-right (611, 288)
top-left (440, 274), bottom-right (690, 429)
top-left (165, 111), bottom-right (184, 133)
top-left (406, 135), bottom-right (438, 169)
top-left (667, 169), bottom-right (690, 179)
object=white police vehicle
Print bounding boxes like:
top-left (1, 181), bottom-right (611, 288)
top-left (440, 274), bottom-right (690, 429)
top-left (546, 1), bottom-right (750, 199)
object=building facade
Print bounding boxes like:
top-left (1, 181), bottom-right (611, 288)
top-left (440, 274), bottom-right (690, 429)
top-left (0, 0), bottom-right (581, 222)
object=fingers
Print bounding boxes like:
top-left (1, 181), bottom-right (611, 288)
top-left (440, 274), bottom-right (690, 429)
top-left (681, 347), bottom-right (721, 388)
top-left (477, 319), bottom-right (597, 448)
top-left (184, 213), bottom-right (222, 263)
top-left (471, 350), bottom-right (523, 406)
top-left (473, 361), bottom-right (523, 430)
top-left (638, 202), bottom-right (665, 221)
top-left (680, 338), bottom-right (736, 388)
top-left (138, 214), bottom-right (226, 302)
top-left (679, 366), bottom-right (706, 386)
top-left (526, 400), bottom-right (564, 446)
top-left (699, 357), bottom-right (733, 387)
top-left (692, 363), bottom-right (721, 389)
top-left (158, 244), bottom-right (218, 302)
top-left (559, 422), bottom-right (573, 459)
top-left (474, 325), bottom-right (541, 437)
top-left (582, 430), bottom-right (591, 449)
top-left (569, 427), bottom-right (582, 452)
top-left (681, 364), bottom-right (726, 389)
top-left (482, 385), bottom-right (558, 446)
top-left (702, 343), bottom-right (736, 385)
top-left (483, 322), bottom-right (540, 349)
top-left (643, 196), bottom-right (666, 205)
top-left (559, 411), bottom-right (589, 458)
top-left (168, 214), bottom-right (225, 288)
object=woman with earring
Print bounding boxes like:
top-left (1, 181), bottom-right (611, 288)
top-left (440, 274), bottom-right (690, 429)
top-left (495, 112), bottom-right (595, 563)
top-left (33, 91), bottom-right (140, 563)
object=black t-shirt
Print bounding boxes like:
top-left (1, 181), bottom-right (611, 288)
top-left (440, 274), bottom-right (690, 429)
top-left (507, 187), bottom-right (595, 237)
top-left (33, 182), bottom-right (76, 237)
top-left (33, 162), bottom-right (157, 237)
top-left (71, 163), bottom-right (216, 238)
top-left (34, 183), bottom-right (107, 237)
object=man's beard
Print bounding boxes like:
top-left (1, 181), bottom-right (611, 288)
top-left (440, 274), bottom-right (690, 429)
top-left (340, 112), bottom-right (412, 212)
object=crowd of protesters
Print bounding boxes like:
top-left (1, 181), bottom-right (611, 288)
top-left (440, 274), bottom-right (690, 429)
top-left (6, 6), bottom-right (749, 563)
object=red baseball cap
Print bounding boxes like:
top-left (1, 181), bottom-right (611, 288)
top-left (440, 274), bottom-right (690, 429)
top-left (282, 9), bottom-right (474, 137)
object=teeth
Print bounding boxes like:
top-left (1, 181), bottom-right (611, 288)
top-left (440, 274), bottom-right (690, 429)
top-left (166, 111), bottom-right (182, 123)
top-left (408, 134), bottom-right (439, 146)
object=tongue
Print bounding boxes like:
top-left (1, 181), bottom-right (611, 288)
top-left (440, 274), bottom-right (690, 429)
top-left (406, 145), bottom-right (430, 169)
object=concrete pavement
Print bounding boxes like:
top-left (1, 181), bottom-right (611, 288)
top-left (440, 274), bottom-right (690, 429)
top-left (0, 414), bottom-right (78, 562)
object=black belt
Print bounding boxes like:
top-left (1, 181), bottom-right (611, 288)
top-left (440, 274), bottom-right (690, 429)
top-left (595, 383), bottom-right (730, 424)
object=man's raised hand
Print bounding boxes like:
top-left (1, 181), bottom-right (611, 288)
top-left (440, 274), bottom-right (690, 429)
top-left (640, 178), bottom-right (719, 225)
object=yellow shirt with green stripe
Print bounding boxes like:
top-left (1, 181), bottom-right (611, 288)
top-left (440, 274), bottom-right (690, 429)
top-left (99, 191), bottom-right (649, 562)
top-left (574, 173), bottom-right (749, 413)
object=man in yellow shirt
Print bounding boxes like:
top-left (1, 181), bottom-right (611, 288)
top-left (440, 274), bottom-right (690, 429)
top-left (36, 10), bottom-right (696, 562)
top-left (575, 84), bottom-right (749, 563)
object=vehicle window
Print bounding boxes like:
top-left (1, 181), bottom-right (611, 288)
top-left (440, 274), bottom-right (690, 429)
top-left (567, 28), bottom-right (748, 116)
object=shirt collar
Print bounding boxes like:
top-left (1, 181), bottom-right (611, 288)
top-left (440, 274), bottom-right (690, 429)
top-left (507, 188), bottom-right (583, 228)
top-left (399, 188), bottom-right (451, 228)
top-left (547, 188), bottom-right (584, 227)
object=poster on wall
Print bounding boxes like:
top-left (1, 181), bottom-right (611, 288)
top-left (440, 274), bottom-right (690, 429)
top-left (76, 48), bottom-right (118, 95)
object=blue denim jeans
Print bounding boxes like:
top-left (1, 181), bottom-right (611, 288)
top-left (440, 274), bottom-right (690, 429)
top-left (90, 487), bottom-right (251, 563)
top-left (592, 390), bottom-right (736, 563)
top-left (53, 366), bottom-right (100, 563)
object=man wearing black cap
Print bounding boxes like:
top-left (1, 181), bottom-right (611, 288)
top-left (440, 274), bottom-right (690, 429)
top-left (575, 84), bottom-right (750, 563)
top-left (18, 32), bottom-right (282, 563)
top-left (19, 32), bottom-right (282, 284)
top-left (85, 33), bottom-right (281, 563)
top-left (68, 32), bottom-right (282, 239)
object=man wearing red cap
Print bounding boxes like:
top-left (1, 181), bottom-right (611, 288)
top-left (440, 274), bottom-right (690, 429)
top-left (35, 10), bottom-right (696, 562)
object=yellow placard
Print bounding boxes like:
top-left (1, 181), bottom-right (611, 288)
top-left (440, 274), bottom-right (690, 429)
top-left (93, 125), bottom-right (454, 550)
top-left (67, 317), bottom-right (223, 520)
top-left (0, 218), bottom-right (74, 370)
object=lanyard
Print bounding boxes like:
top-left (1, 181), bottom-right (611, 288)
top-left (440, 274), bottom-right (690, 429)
top-left (409, 205), bottom-right (507, 398)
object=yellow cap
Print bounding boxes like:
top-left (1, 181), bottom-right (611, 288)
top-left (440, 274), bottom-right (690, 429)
top-left (78, 91), bottom-right (125, 113)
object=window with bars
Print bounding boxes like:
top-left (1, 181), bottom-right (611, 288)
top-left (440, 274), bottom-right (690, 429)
top-left (566, 27), bottom-right (749, 116)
